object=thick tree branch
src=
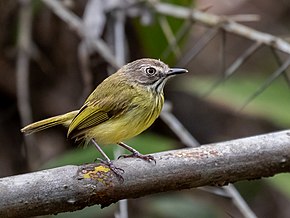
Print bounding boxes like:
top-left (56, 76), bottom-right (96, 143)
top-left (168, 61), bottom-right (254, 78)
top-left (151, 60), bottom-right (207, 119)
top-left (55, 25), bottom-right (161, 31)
top-left (1, 130), bottom-right (290, 217)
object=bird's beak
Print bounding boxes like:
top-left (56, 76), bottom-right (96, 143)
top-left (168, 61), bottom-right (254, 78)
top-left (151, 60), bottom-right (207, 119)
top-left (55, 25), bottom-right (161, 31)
top-left (167, 68), bottom-right (188, 77)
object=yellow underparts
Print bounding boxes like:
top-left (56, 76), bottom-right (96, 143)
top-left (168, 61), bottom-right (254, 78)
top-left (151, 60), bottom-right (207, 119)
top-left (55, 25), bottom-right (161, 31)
top-left (85, 91), bottom-right (164, 145)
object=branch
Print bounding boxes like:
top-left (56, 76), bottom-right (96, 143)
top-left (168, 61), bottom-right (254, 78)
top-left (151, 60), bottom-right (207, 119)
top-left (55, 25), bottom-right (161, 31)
top-left (41, 0), bottom-right (120, 69)
top-left (1, 130), bottom-right (290, 217)
top-left (161, 102), bottom-right (257, 218)
top-left (154, 2), bottom-right (290, 54)
top-left (16, 0), bottom-right (33, 127)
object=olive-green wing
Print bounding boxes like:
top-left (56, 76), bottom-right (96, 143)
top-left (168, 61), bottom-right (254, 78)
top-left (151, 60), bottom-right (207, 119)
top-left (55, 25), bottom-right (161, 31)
top-left (67, 73), bottom-right (145, 140)
top-left (67, 103), bottom-right (112, 140)
top-left (67, 82), bottom-right (137, 140)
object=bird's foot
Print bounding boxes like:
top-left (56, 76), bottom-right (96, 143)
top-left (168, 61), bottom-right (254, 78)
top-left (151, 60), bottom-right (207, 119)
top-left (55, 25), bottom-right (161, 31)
top-left (96, 158), bottom-right (125, 182)
top-left (118, 151), bottom-right (156, 164)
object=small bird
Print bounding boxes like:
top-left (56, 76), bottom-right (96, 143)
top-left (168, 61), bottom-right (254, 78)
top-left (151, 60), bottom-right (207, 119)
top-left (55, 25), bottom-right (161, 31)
top-left (21, 58), bottom-right (187, 174)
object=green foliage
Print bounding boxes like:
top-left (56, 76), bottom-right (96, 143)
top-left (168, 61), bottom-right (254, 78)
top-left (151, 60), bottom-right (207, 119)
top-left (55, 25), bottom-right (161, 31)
top-left (180, 75), bottom-right (290, 127)
top-left (53, 193), bottom-right (219, 218)
top-left (133, 0), bottom-right (192, 65)
top-left (42, 132), bottom-right (176, 169)
top-left (267, 173), bottom-right (290, 198)
top-left (180, 74), bottom-right (290, 203)
top-left (144, 193), bottom-right (220, 218)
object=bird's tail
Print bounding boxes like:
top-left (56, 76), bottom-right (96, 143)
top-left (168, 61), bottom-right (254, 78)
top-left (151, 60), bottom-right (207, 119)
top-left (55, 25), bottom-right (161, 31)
top-left (21, 110), bottom-right (79, 135)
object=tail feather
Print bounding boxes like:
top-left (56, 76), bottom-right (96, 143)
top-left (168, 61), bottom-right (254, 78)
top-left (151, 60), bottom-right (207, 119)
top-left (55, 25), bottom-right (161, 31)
top-left (21, 110), bottom-right (78, 135)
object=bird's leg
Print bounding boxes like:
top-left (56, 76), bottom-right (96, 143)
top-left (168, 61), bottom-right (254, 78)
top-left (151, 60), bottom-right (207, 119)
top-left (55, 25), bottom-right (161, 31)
top-left (117, 142), bottom-right (156, 164)
top-left (91, 139), bottom-right (124, 180)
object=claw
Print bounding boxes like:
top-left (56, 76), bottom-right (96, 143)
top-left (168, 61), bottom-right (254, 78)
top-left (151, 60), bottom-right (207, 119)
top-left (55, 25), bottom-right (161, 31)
top-left (118, 151), bottom-right (156, 164)
top-left (97, 158), bottom-right (125, 182)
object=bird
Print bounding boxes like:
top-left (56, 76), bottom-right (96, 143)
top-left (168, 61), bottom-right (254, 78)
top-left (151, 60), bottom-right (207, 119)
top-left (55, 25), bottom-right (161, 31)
top-left (21, 58), bottom-right (187, 176)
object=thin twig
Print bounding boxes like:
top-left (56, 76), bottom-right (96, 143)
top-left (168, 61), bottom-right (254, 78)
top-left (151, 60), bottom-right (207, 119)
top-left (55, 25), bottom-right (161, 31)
top-left (177, 27), bottom-right (219, 66)
top-left (227, 14), bottom-right (260, 22)
top-left (159, 15), bottom-right (181, 58)
top-left (223, 184), bottom-right (257, 218)
top-left (42, 0), bottom-right (120, 69)
top-left (270, 47), bottom-right (290, 88)
top-left (115, 199), bottom-right (128, 218)
top-left (16, 0), bottom-right (33, 127)
top-left (219, 30), bottom-right (226, 75)
top-left (239, 55), bottom-right (290, 110)
top-left (78, 0), bottom-right (107, 101)
top-left (161, 103), bottom-right (257, 218)
top-left (203, 42), bottom-right (262, 97)
top-left (160, 102), bottom-right (200, 147)
top-left (161, 19), bottom-right (193, 59)
top-left (225, 42), bottom-right (262, 77)
top-left (114, 9), bottom-right (127, 67)
top-left (154, 2), bottom-right (290, 55)
top-left (16, 0), bottom-right (39, 169)
top-left (78, 43), bottom-right (93, 102)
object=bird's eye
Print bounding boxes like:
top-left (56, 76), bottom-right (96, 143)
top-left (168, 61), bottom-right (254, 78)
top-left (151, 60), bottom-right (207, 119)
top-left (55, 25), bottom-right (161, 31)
top-left (146, 67), bottom-right (157, 75)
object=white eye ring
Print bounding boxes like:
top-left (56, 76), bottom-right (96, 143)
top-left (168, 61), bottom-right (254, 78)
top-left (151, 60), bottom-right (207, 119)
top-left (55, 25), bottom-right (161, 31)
top-left (146, 67), bottom-right (157, 75)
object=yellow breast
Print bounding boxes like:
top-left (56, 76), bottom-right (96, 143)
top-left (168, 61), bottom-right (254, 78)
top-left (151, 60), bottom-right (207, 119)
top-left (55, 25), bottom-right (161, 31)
top-left (85, 90), bottom-right (164, 145)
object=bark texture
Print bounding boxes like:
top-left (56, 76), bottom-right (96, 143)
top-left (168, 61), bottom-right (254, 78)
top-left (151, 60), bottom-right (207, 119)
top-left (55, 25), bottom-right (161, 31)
top-left (0, 130), bottom-right (290, 218)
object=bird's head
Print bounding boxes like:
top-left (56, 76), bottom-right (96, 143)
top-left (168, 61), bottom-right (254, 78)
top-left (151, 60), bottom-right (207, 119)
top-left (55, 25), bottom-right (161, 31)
top-left (120, 58), bottom-right (188, 93)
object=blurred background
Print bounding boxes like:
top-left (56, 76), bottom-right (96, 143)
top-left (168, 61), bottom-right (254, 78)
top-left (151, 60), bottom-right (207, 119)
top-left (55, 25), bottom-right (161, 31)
top-left (1, 0), bottom-right (290, 217)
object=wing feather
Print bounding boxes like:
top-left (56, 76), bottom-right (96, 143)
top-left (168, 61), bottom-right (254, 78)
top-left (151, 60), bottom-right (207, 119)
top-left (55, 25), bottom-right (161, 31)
top-left (67, 77), bottom-right (137, 140)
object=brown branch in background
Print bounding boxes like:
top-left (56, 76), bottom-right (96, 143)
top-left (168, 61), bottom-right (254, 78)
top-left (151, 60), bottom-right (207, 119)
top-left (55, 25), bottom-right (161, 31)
top-left (203, 42), bottom-right (262, 97)
top-left (16, 0), bottom-right (33, 128)
top-left (160, 102), bottom-right (257, 218)
top-left (270, 48), bottom-right (290, 88)
top-left (224, 42), bottom-right (262, 77)
top-left (78, 43), bottom-right (93, 102)
top-left (153, 2), bottom-right (290, 107)
top-left (159, 15), bottom-right (181, 58)
top-left (1, 130), bottom-right (290, 218)
top-left (154, 2), bottom-right (290, 54)
top-left (113, 9), bottom-right (127, 67)
top-left (78, 0), bottom-right (104, 101)
top-left (16, 0), bottom-right (40, 169)
top-left (160, 102), bottom-right (200, 147)
top-left (41, 0), bottom-right (120, 69)
top-left (177, 27), bottom-right (219, 66)
top-left (161, 19), bottom-right (193, 59)
top-left (239, 55), bottom-right (290, 110)
top-left (219, 30), bottom-right (226, 75)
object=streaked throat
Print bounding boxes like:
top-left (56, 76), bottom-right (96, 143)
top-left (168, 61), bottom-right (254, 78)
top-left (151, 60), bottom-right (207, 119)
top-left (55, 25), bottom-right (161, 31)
top-left (149, 77), bottom-right (169, 94)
